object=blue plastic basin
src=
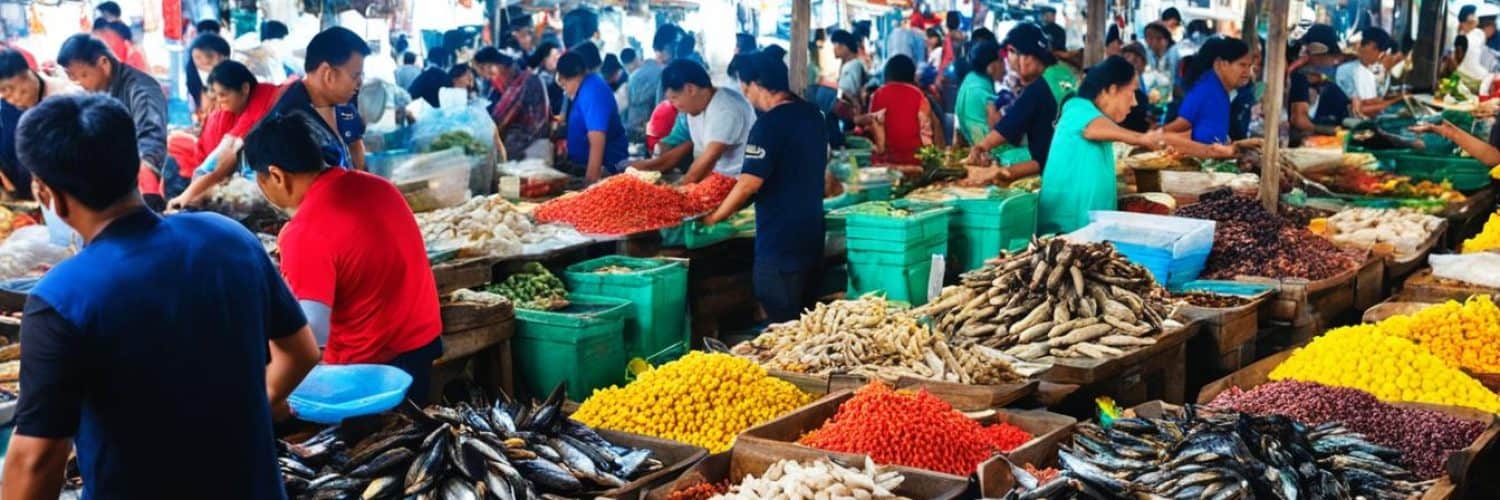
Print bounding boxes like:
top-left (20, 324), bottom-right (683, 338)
top-left (288, 364), bottom-right (412, 424)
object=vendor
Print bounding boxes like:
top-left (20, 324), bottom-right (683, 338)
top-left (1336, 28), bottom-right (1403, 118)
top-left (1163, 36), bottom-right (1252, 155)
top-left (166, 61), bottom-right (280, 210)
top-left (953, 40), bottom-right (1003, 146)
top-left (474, 47), bottom-right (551, 161)
top-left (3, 94), bottom-right (319, 499)
top-left (1289, 24), bottom-right (1353, 136)
top-left (56, 34), bottom-right (168, 208)
top-left (185, 33), bottom-right (230, 115)
top-left (266, 27), bottom-right (369, 171)
top-left (557, 52), bottom-right (629, 182)
top-left (868, 54), bottom-right (944, 165)
top-left (1040, 56), bottom-right (1230, 235)
top-left (0, 49), bottom-right (78, 200)
top-left (243, 113), bottom-right (442, 404)
top-left (704, 53), bottom-right (826, 323)
top-left (967, 24), bottom-right (1077, 180)
top-left (633, 60), bottom-right (755, 182)
top-left (1142, 23), bottom-right (1181, 97)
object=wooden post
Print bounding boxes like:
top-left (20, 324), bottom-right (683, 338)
top-left (1241, 0), bottom-right (1260, 57)
top-left (1260, 0), bottom-right (1289, 212)
top-left (790, 0), bottom-right (811, 98)
top-left (1410, 0), bottom-right (1446, 91)
top-left (1084, 0), bottom-right (1107, 66)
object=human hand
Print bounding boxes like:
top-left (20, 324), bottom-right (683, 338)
top-left (585, 169), bottom-right (602, 184)
top-left (165, 194), bottom-right (191, 213)
top-left (270, 398), bottom-right (294, 422)
top-left (1139, 129), bottom-right (1166, 150)
top-left (966, 146), bottom-right (987, 165)
top-left (1208, 144), bottom-right (1237, 158)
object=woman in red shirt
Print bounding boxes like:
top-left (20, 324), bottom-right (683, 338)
top-left (868, 55), bottom-right (944, 165)
top-left (167, 61), bottom-right (283, 209)
top-left (243, 113), bottom-right (443, 404)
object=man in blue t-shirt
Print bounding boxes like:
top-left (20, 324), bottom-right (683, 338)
top-left (2, 94), bottom-right (321, 499)
top-left (266, 26), bottom-right (370, 171)
top-left (704, 52), bottom-right (827, 323)
top-left (557, 52), bottom-right (629, 182)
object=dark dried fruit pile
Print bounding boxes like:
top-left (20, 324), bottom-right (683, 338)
top-left (1280, 203), bottom-right (1334, 226)
top-left (1207, 380), bottom-right (1485, 479)
top-left (1177, 190), bottom-right (1361, 280)
top-left (1171, 292), bottom-right (1250, 308)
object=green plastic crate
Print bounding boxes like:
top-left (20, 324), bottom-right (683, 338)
top-left (660, 219), bottom-right (737, 249)
top-left (847, 258), bottom-right (941, 305)
top-left (1389, 154), bottom-right (1493, 192)
top-left (847, 235), bottom-right (948, 265)
top-left (844, 204), bottom-right (953, 243)
top-left (563, 257), bottom-right (689, 364)
top-left (948, 193), bottom-right (1039, 271)
top-left (513, 294), bottom-right (632, 401)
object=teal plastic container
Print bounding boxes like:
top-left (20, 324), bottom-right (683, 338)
top-left (563, 257), bottom-right (689, 364)
top-left (512, 295), bottom-right (632, 401)
top-left (948, 192), bottom-right (1039, 272)
top-left (844, 204), bottom-right (954, 243)
top-left (847, 252), bottom-right (945, 304)
top-left (1388, 154), bottom-right (1492, 192)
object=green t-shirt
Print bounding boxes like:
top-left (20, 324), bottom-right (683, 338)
top-left (1038, 98), bottom-right (1117, 235)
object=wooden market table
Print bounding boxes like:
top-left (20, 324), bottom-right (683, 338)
top-left (1444, 185), bottom-right (1496, 251)
top-left (431, 299), bottom-right (515, 402)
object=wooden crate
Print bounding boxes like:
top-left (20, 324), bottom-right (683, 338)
top-left (431, 257), bottom-right (496, 295)
top-left (1352, 255), bottom-right (1385, 314)
top-left (1361, 299), bottom-right (1500, 393)
top-left (644, 440), bottom-right (969, 500)
top-left (769, 371), bottom-right (1039, 411)
top-left (1382, 220), bottom-right (1448, 286)
top-left (595, 428), bottom-right (710, 500)
top-left (1040, 321), bottom-right (1196, 408)
top-left (1444, 185), bottom-right (1495, 251)
top-left (1400, 268), bottom-right (1500, 303)
top-left (439, 299), bottom-right (513, 334)
top-left (432, 318), bottom-right (515, 399)
top-left (1179, 295), bottom-right (1266, 372)
top-left (1240, 263), bottom-right (1360, 323)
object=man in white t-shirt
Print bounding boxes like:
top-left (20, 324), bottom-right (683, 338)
top-left (1458, 5), bottom-right (1491, 86)
top-left (1336, 27), bottom-right (1402, 118)
top-left (658, 59), bottom-right (756, 182)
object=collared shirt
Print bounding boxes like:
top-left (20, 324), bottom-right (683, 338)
top-left (266, 80), bottom-right (364, 169)
top-left (1179, 69), bottom-right (1233, 144)
top-left (105, 63), bottom-right (167, 171)
top-left (564, 73), bottom-right (629, 170)
top-left (17, 209), bottom-right (304, 500)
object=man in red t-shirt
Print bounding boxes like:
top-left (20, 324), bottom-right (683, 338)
top-left (242, 113), bottom-right (443, 403)
top-left (167, 60), bottom-right (283, 208)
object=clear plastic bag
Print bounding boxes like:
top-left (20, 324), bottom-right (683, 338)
top-left (0, 226), bottom-right (74, 280)
top-left (1430, 253), bottom-right (1500, 289)
top-left (411, 102), bottom-right (496, 156)
top-left (391, 149), bottom-right (473, 212)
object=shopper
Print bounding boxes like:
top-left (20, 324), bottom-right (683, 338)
top-left (705, 52), bottom-right (827, 323)
top-left (1290, 24), bottom-right (1353, 130)
top-left (1118, 42), bottom-right (1155, 132)
top-left (636, 60), bottom-right (755, 182)
top-left (1142, 23), bottom-right (1181, 95)
top-left (94, 1), bottom-right (121, 23)
top-left (1457, 5), bottom-right (1488, 89)
top-left (185, 33), bottom-right (230, 114)
top-left (967, 24), bottom-right (1074, 180)
top-left (2, 94), bottom-right (319, 500)
top-left (92, 20), bottom-right (148, 72)
top-left (1337, 27), bottom-right (1403, 118)
top-left (57, 33), bottom-right (168, 208)
top-left (558, 52), bottom-right (628, 182)
top-left (953, 40), bottom-right (1001, 146)
top-left (395, 51), bottom-right (421, 89)
top-left (869, 55), bottom-right (943, 165)
top-left (244, 113), bottom-right (441, 403)
top-left (627, 27), bottom-right (677, 136)
top-left (831, 29), bottom-right (867, 109)
top-left (166, 61), bottom-right (281, 210)
top-left (531, 42), bottom-right (565, 116)
top-left (0, 49), bottom-right (78, 200)
top-left (1164, 36), bottom-right (1252, 152)
top-left (475, 47), bottom-right (550, 161)
top-left (266, 26), bottom-right (369, 171)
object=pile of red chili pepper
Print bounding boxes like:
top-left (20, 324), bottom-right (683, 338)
top-left (534, 176), bottom-right (697, 234)
top-left (682, 174), bottom-right (737, 213)
top-left (799, 382), bottom-right (1032, 476)
top-left (666, 480), bottom-right (728, 500)
top-left (980, 420), bottom-right (1034, 452)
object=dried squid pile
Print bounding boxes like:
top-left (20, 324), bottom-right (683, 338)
top-left (913, 238), bottom-right (1178, 361)
top-left (731, 297), bottom-right (1031, 385)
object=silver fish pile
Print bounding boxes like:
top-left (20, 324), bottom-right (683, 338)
top-left (914, 238), bottom-right (1177, 361)
top-left (279, 384), bottom-right (662, 499)
top-left (1005, 407), bottom-right (1432, 500)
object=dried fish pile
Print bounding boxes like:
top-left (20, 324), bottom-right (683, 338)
top-left (731, 297), bottom-right (1030, 385)
top-left (914, 238), bottom-right (1177, 362)
top-left (1010, 408), bottom-right (1432, 500)
top-left (709, 457), bottom-right (909, 500)
top-left (278, 385), bottom-right (662, 499)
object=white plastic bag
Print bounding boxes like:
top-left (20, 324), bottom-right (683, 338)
top-left (0, 226), bottom-right (74, 279)
top-left (1429, 253), bottom-right (1500, 289)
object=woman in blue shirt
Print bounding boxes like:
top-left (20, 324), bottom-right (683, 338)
top-left (1165, 37), bottom-right (1253, 156)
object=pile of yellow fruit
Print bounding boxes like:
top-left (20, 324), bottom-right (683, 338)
top-left (1461, 212), bottom-right (1500, 253)
top-left (1377, 296), bottom-right (1500, 373)
top-left (571, 352), bottom-right (812, 452)
top-left (1270, 326), bottom-right (1500, 413)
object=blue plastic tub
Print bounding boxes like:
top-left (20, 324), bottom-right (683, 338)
top-left (288, 364), bottom-right (413, 424)
top-left (1068, 211), bottom-right (1216, 288)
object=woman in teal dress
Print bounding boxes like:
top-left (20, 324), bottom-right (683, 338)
top-left (1039, 56), bottom-right (1232, 234)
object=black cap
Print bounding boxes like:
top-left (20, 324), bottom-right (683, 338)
top-left (1299, 24), bottom-right (1340, 55)
top-left (1003, 23), bottom-right (1056, 65)
top-left (1461, 5), bottom-right (1478, 23)
top-left (743, 51), bottom-right (790, 93)
top-left (1361, 27), bottom-right (1393, 51)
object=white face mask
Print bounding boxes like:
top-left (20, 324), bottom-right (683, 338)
top-left (40, 195), bottom-right (81, 248)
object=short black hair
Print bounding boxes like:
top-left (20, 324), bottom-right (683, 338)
top-left (620, 47), bottom-right (637, 65)
top-left (56, 34), bottom-right (117, 67)
top-left (555, 52), bottom-right (588, 79)
top-left (206, 59), bottom-right (257, 91)
top-left (884, 54), bottom-right (916, 84)
top-left (739, 51), bottom-right (790, 93)
top-left (762, 44), bottom-right (787, 61)
top-left (736, 33), bottom-right (758, 53)
top-left (529, 41), bottom-right (560, 69)
top-left (402, 51), bottom-right (417, 65)
top-left (1361, 27), bottom-right (1393, 51)
top-left (195, 19), bottom-right (221, 35)
top-left (946, 11), bottom-right (961, 31)
top-left (830, 29), bottom-right (860, 52)
top-left (653, 25), bottom-right (681, 53)
top-left (727, 52), bottom-right (754, 79)
top-left (189, 33), bottom-right (231, 57)
top-left (926, 27), bottom-right (943, 40)
top-left (1186, 19), bottom-right (1212, 38)
top-left (1161, 7), bottom-right (1182, 23)
top-left (1144, 22), bottom-right (1174, 44)
top-left (570, 41), bottom-right (602, 70)
top-left (95, 1), bottom-right (121, 18)
top-left (971, 27), bottom-right (996, 43)
top-left (0, 49), bottom-right (29, 79)
top-left (427, 47), bottom-right (452, 67)
top-left (304, 26), bottom-right (371, 73)
top-left (661, 59), bottom-right (711, 92)
top-left (473, 46), bottom-right (512, 67)
top-left (1106, 24), bottom-right (1121, 46)
top-left (602, 53), bottom-right (623, 76)
top-left (1461, 5), bottom-right (1478, 23)
top-left (243, 113), bottom-right (330, 175)
top-left (674, 34), bottom-right (696, 59)
top-left (18, 94), bottom-right (139, 210)
top-left (261, 20), bottom-right (289, 41)
top-left (447, 63), bottom-right (472, 82)
top-left (97, 20), bottom-right (132, 42)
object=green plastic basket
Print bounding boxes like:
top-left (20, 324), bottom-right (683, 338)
top-left (512, 294), bottom-right (632, 401)
top-left (660, 219), bottom-right (738, 249)
top-left (563, 257), bottom-right (689, 365)
top-left (948, 192), bottom-right (1039, 272)
top-left (846, 258), bottom-right (941, 305)
top-left (1388, 154), bottom-right (1493, 192)
top-left (844, 204), bottom-right (954, 243)
top-left (846, 234), bottom-right (948, 265)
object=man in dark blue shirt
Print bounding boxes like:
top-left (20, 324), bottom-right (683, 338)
top-left (1, 95), bottom-right (321, 499)
top-left (557, 51), bottom-right (629, 182)
top-left (267, 26), bottom-right (369, 171)
top-left (704, 52), bottom-right (827, 323)
top-left (967, 23), bottom-right (1061, 181)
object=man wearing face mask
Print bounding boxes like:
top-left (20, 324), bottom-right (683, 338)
top-left (2, 94), bottom-right (320, 499)
top-left (56, 33), bottom-right (167, 210)
top-left (243, 113), bottom-right (442, 404)
top-left (0, 49), bottom-right (79, 200)
top-left (265, 26), bottom-right (369, 171)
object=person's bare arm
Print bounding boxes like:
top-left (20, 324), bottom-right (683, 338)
top-left (1162, 131), bottom-right (1236, 158)
top-left (1352, 96), bottom-right (1402, 117)
top-left (632, 142), bottom-right (691, 172)
top-left (1082, 117), bottom-right (1162, 148)
top-left (966, 130), bottom-right (1009, 163)
top-left (682, 142), bottom-right (729, 184)
top-left (1288, 102), bottom-right (1315, 132)
top-left (1415, 120), bottom-right (1500, 166)
top-left (704, 174), bottom-right (763, 225)
top-left (1163, 117), bottom-right (1192, 133)
top-left (168, 137), bottom-right (244, 210)
top-left (266, 325), bottom-right (320, 422)
top-left (585, 131), bottom-right (607, 183)
top-left (3, 436), bottom-right (72, 500)
top-left (348, 140), bottom-right (368, 171)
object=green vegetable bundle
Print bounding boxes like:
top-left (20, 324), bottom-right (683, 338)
top-left (485, 262), bottom-right (569, 310)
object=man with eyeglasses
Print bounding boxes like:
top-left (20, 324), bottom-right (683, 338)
top-left (266, 26), bottom-right (369, 171)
